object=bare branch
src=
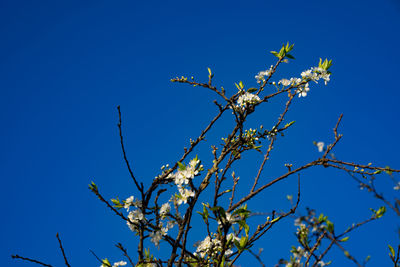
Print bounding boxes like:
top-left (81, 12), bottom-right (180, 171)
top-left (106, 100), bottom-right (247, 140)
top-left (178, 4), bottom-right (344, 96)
top-left (117, 106), bottom-right (143, 193)
top-left (56, 233), bottom-right (71, 267)
top-left (11, 254), bottom-right (53, 267)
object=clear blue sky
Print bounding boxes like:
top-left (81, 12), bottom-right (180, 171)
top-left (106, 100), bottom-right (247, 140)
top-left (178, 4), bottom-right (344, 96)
top-left (2, 0), bottom-right (400, 266)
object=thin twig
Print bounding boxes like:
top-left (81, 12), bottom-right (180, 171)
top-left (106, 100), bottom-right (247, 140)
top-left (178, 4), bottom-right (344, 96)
top-left (116, 243), bottom-right (135, 267)
top-left (117, 106), bottom-right (143, 193)
top-left (56, 233), bottom-right (71, 267)
top-left (90, 250), bottom-right (110, 267)
top-left (11, 255), bottom-right (53, 267)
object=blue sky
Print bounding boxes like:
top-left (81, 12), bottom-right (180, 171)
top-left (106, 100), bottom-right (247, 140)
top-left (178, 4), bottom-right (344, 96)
top-left (2, 0), bottom-right (400, 266)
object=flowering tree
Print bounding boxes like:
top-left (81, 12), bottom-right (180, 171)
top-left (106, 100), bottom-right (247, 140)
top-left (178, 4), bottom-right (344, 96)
top-left (12, 43), bottom-right (400, 267)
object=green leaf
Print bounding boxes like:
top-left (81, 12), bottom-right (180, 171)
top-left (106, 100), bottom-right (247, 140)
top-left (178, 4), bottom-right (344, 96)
top-left (207, 67), bottom-right (212, 76)
top-left (219, 256), bottom-right (225, 267)
top-left (102, 258), bottom-right (111, 266)
top-left (284, 121), bottom-right (296, 128)
top-left (239, 236), bottom-right (248, 249)
top-left (365, 255), bottom-right (371, 262)
top-left (344, 250), bottom-right (350, 258)
top-left (318, 213), bottom-right (326, 223)
top-left (385, 166), bottom-right (393, 176)
top-left (177, 162), bottom-right (186, 171)
top-left (89, 181), bottom-right (98, 191)
top-left (247, 87), bottom-right (258, 93)
top-left (239, 81), bottom-right (244, 89)
top-left (286, 54), bottom-right (295, 59)
top-left (235, 83), bottom-right (241, 91)
top-left (270, 51), bottom-right (279, 58)
top-left (244, 223), bottom-right (250, 236)
top-left (326, 220), bottom-right (334, 233)
top-left (340, 236), bottom-right (349, 242)
top-left (389, 245), bottom-right (395, 257)
top-left (375, 206), bottom-right (386, 218)
top-left (111, 198), bottom-right (123, 208)
top-left (271, 217), bottom-right (280, 223)
top-left (233, 208), bottom-right (250, 216)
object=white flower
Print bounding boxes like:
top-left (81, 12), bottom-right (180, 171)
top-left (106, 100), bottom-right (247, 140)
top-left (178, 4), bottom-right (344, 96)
top-left (301, 67), bottom-right (331, 85)
top-left (394, 182), bottom-right (400, 190)
top-left (150, 230), bottom-right (163, 247)
top-left (217, 212), bottom-right (237, 225)
top-left (189, 158), bottom-right (200, 168)
top-left (255, 65), bottom-right (273, 83)
top-left (113, 261), bottom-right (127, 267)
top-left (227, 233), bottom-right (240, 242)
top-left (278, 79), bottom-right (291, 86)
top-left (290, 77), bottom-right (302, 85)
top-left (237, 92), bottom-right (261, 108)
top-left (173, 157), bottom-right (201, 185)
top-left (124, 196), bottom-right (134, 211)
top-left (317, 142), bottom-right (325, 152)
top-left (301, 69), bottom-right (315, 80)
top-left (101, 261), bottom-right (127, 267)
top-left (177, 186), bottom-right (195, 205)
top-left (174, 172), bottom-right (189, 185)
top-left (225, 249), bottom-right (233, 256)
top-left (296, 82), bottom-right (310, 97)
top-left (159, 203), bottom-right (171, 218)
top-left (196, 236), bottom-right (212, 258)
top-left (127, 209), bottom-right (145, 232)
top-left (196, 234), bottom-right (225, 258)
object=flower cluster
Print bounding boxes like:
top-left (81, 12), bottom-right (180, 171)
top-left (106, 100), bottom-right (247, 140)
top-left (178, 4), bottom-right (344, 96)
top-left (167, 157), bottom-right (203, 205)
top-left (149, 221), bottom-right (175, 247)
top-left (217, 211), bottom-right (238, 226)
top-left (236, 92), bottom-right (261, 109)
top-left (100, 260), bottom-right (127, 267)
top-left (276, 61), bottom-right (331, 98)
top-left (148, 204), bottom-right (176, 247)
top-left (255, 65), bottom-right (273, 84)
top-left (124, 196), bottom-right (145, 232)
top-left (159, 202), bottom-right (170, 219)
top-left (194, 233), bottom-right (234, 260)
top-left (301, 67), bottom-right (331, 85)
top-left (278, 77), bottom-right (301, 87)
top-left (285, 246), bottom-right (327, 267)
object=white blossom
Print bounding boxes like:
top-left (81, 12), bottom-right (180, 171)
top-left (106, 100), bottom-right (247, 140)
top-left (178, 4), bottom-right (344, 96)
top-left (301, 67), bottom-right (331, 85)
top-left (296, 82), bottom-right (310, 97)
top-left (174, 172), bottom-right (189, 185)
top-left (317, 142), bottom-right (325, 152)
top-left (225, 249), bottom-right (233, 256)
top-left (127, 209), bottom-right (145, 232)
top-left (278, 78), bottom-right (291, 86)
top-left (113, 261), bottom-right (127, 267)
top-left (196, 236), bottom-right (212, 258)
top-left (101, 261), bottom-right (127, 267)
top-left (217, 212), bottom-right (237, 225)
top-left (124, 196), bottom-right (134, 211)
top-left (159, 203), bottom-right (171, 218)
top-left (255, 65), bottom-right (273, 83)
top-left (394, 182), bottom-right (400, 190)
top-left (237, 92), bottom-right (261, 108)
top-left (289, 77), bottom-right (302, 86)
top-left (150, 230), bottom-right (163, 247)
top-left (172, 157), bottom-right (201, 185)
top-left (177, 186), bottom-right (195, 205)
top-left (227, 233), bottom-right (240, 242)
